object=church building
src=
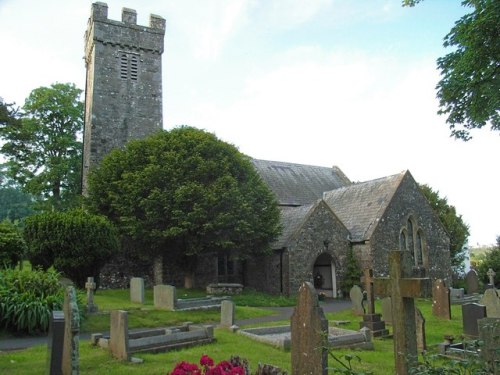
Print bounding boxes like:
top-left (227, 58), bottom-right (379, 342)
top-left (83, 3), bottom-right (452, 294)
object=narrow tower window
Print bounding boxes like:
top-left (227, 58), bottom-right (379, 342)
top-left (119, 52), bottom-right (139, 81)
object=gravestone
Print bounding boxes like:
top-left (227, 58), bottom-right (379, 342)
top-left (85, 277), bottom-right (98, 313)
top-left (480, 288), bottom-right (500, 318)
top-left (432, 279), bottom-right (451, 319)
top-left (486, 268), bottom-right (496, 288)
top-left (478, 317), bottom-right (500, 374)
top-left (154, 285), bottom-right (175, 310)
top-left (220, 300), bottom-right (235, 328)
top-left (46, 310), bottom-right (65, 375)
top-left (462, 303), bottom-right (487, 337)
top-left (359, 269), bottom-right (388, 337)
top-left (130, 277), bottom-right (145, 304)
top-left (449, 288), bottom-right (464, 300)
top-left (381, 297), bottom-right (392, 325)
top-left (415, 308), bottom-right (426, 353)
top-left (291, 282), bottom-right (328, 375)
top-left (349, 285), bottom-right (364, 316)
top-left (109, 310), bottom-right (129, 360)
top-left (465, 270), bottom-right (479, 294)
top-left (62, 286), bottom-right (80, 375)
top-left (374, 250), bottom-right (431, 375)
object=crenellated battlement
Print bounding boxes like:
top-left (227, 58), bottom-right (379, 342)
top-left (90, 2), bottom-right (165, 31)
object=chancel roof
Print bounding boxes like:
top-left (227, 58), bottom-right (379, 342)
top-left (323, 171), bottom-right (406, 242)
top-left (252, 159), bottom-right (351, 206)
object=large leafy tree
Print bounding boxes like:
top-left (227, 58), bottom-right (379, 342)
top-left (0, 84), bottom-right (83, 210)
top-left (0, 164), bottom-right (34, 222)
top-left (420, 184), bottom-right (470, 277)
top-left (86, 127), bottom-right (282, 286)
top-left (404, 0), bottom-right (499, 140)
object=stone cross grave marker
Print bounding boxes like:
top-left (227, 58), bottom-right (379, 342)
top-left (465, 269), bottom-right (480, 294)
top-left (62, 286), bottom-right (80, 375)
top-left (291, 281), bottom-right (328, 375)
top-left (220, 300), bottom-right (235, 328)
top-left (480, 288), bottom-right (500, 318)
top-left (360, 268), bottom-right (388, 337)
top-left (349, 285), bottom-right (364, 316)
top-left (487, 268), bottom-right (496, 286)
top-left (46, 310), bottom-right (65, 374)
top-left (85, 277), bottom-right (98, 313)
top-left (478, 317), bottom-right (500, 374)
top-left (462, 303), bottom-right (487, 337)
top-left (130, 277), bottom-right (145, 304)
top-left (415, 307), bottom-right (426, 353)
top-left (374, 250), bottom-right (431, 375)
top-left (432, 279), bottom-right (451, 320)
top-left (381, 297), bottom-right (392, 325)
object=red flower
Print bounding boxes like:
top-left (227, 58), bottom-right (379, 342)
top-left (200, 355), bottom-right (214, 367)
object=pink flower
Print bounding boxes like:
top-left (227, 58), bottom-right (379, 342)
top-left (200, 355), bottom-right (214, 367)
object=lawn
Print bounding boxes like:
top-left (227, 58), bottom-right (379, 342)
top-left (0, 289), bottom-right (471, 375)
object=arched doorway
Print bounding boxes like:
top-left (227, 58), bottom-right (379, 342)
top-left (313, 253), bottom-right (337, 298)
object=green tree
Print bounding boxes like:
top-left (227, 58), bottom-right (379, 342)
top-left (23, 209), bottom-right (119, 287)
top-left (86, 127), bottom-right (282, 286)
top-left (403, 0), bottom-right (500, 140)
top-left (420, 184), bottom-right (470, 277)
top-left (0, 84), bottom-right (83, 210)
top-left (0, 220), bottom-right (26, 268)
top-left (477, 236), bottom-right (500, 287)
top-left (0, 164), bottom-right (35, 221)
top-left (340, 248), bottom-right (363, 297)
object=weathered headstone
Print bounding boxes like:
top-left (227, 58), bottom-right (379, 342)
top-left (432, 279), bottom-right (451, 320)
top-left (374, 250), bottom-right (431, 375)
top-left (478, 317), bottom-right (500, 374)
top-left (480, 288), bottom-right (500, 318)
top-left (46, 310), bottom-right (65, 375)
top-left (449, 287), bottom-right (464, 301)
top-left (359, 269), bottom-right (388, 337)
top-left (465, 269), bottom-right (480, 294)
top-left (486, 268), bottom-right (496, 287)
top-left (109, 310), bottom-right (129, 360)
top-left (291, 282), bottom-right (328, 375)
top-left (349, 285), bottom-right (364, 316)
top-left (130, 277), bottom-right (145, 304)
top-left (62, 286), bottom-right (80, 375)
top-left (462, 303), bottom-right (487, 337)
top-left (220, 300), bottom-right (235, 328)
top-left (381, 297), bottom-right (392, 325)
top-left (154, 284), bottom-right (176, 310)
top-left (85, 277), bottom-right (98, 313)
top-left (415, 308), bottom-right (426, 353)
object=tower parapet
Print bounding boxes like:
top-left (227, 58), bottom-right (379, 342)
top-left (82, 3), bottom-right (165, 195)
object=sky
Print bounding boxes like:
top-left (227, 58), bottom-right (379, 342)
top-left (0, 0), bottom-right (498, 247)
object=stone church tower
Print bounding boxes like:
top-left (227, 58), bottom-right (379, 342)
top-left (82, 3), bottom-right (165, 194)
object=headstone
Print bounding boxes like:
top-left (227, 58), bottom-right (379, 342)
top-left (46, 310), bottom-right (65, 375)
top-left (465, 269), bottom-right (479, 294)
top-left (462, 303), bottom-right (487, 337)
top-left (220, 300), bottom-right (235, 328)
top-left (154, 284), bottom-right (176, 310)
top-left (432, 279), bottom-right (451, 319)
top-left (486, 268), bottom-right (496, 286)
top-left (480, 288), bottom-right (500, 318)
top-left (381, 297), bottom-right (392, 325)
top-left (349, 285), bottom-right (364, 316)
top-left (130, 277), bottom-right (145, 304)
top-left (374, 250), bottom-right (431, 375)
top-left (85, 277), bottom-right (98, 313)
top-left (449, 288), bottom-right (464, 300)
top-left (415, 308), bottom-right (426, 353)
top-left (62, 286), bottom-right (80, 375)
top-left (478, 317), bottom-right (500, 374)
top-left (291, 282), bottom-right (328, 375)
top-left (109, 310), bottom-right (129, 360)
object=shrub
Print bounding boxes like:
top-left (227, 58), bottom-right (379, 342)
top-left (0, 268), bottom-right (64, 333)
top-left (0, 219), bottom-right (26, 268)
top-left (23, 209), bottom-right (119, 287)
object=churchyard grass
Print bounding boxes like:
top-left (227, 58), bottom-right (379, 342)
top-left (0, 295), bottom-right (469, 374)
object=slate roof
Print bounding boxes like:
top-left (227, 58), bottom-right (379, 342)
top-left (252, 159), bottom-right (351, 206)
top-left (273, 203), bottom-right (316, 249)
top-left (323, 171), bottom-right (406, 242)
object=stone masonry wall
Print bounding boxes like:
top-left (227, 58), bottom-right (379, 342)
top-left (82, 2), bottom-right (165, 194)
top-left (370, 172), bottom-right (452, 286)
